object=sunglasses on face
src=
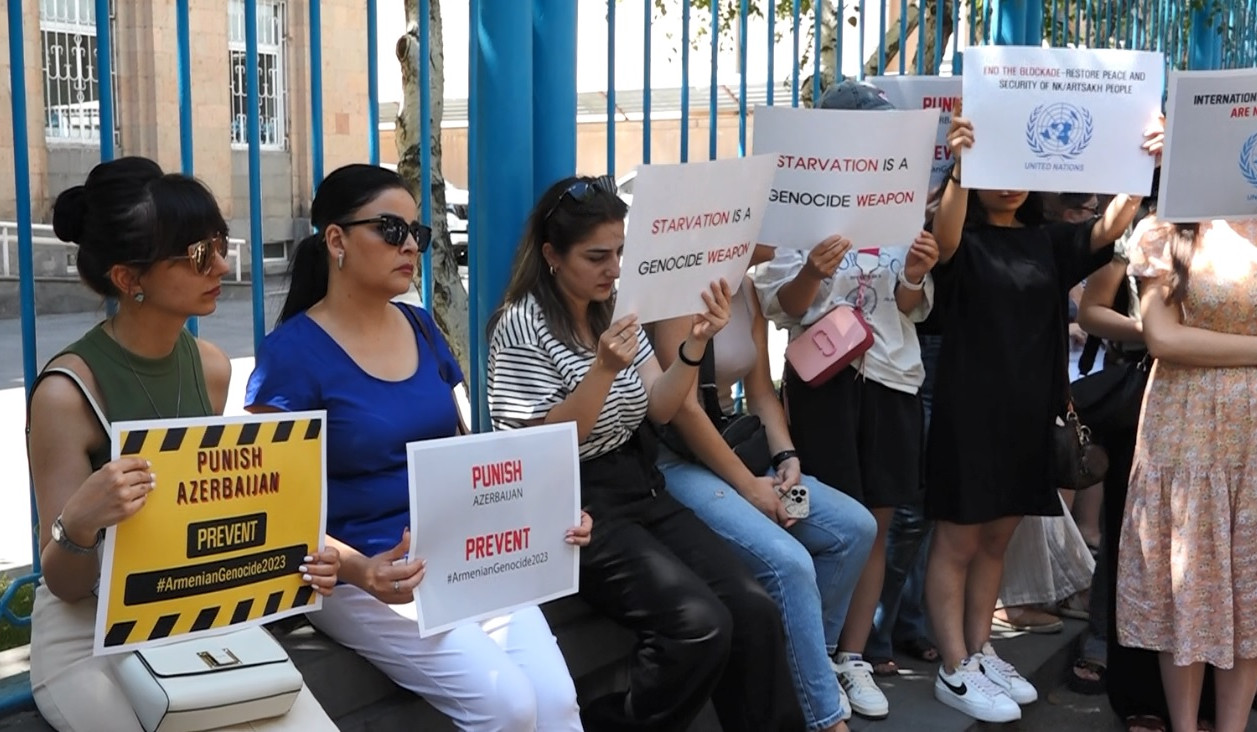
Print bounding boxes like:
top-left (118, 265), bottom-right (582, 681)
top-left (129, 233), bottom-right (229, 275)
top-left (335, 214), bottom-right (432, 252)
top-left (542, 175), bottom-right (619, 226)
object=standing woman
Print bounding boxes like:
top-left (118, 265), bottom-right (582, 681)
top-left (924, 113), bottom-right (1160, 723)
top-left (487, 175), bottom-right (802, 732)
top-left (246, 164), bottom-right (589, 732)
top-left (1117, 215), bottom-right (1257, 732)
top-left (26, 157), bottom-right (338, 731)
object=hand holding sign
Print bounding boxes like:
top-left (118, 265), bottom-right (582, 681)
top-left (355, 528), bottom-right (427, 605)
top-left (595, 315), bottom-right (641, 375)
top-left (1143, 113), bottom-right (1166, 162)
top-left (802, 236), bottom-right (852, 280)
top-left (299, 547), bottom-right (341, 597)
top-left (564, 511), bottom-right (593, 547)
top-left (687, 279), bottom-right (734, 342)
top-left (947, 116), bottom-right (975, 176)
top-left (60, 457), bottom-right (156, 545)
top-left (904, 231), bottom-right (940, 284)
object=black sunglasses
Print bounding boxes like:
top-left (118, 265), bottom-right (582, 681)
top-left (128, 233), bottom-right (229, 275)
top-left (542, 175), bottom-right (619, 226)
top-left (335, 214), bottom-right (432, 252)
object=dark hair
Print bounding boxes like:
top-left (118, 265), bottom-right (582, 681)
top-left (1166, 222), bottom-right (1200, 306)
top-left (279, 164), bottom-right (409, 323)
top-left (489, 176), bottom-right (628, 352)
top-left (51, 156), bottom-right (227, 298)
top-left (964, 188), bottom-right (1045, 228)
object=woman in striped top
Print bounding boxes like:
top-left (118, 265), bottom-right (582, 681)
top-left (487, 175), bottom-right (804, 732)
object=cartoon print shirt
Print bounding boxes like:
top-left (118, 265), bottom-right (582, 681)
top-left (753, 245), bottom-right (933, 394)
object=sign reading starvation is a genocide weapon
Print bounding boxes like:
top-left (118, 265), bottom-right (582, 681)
top-left (94, 411), bottom-right (327, 656)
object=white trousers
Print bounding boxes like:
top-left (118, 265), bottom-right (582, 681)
top-left (998, 494), bottom-right (1096, 608)
top-left (29, 585), bottom-right (335, 732)
top-left (308, 585), bottom-right (582, 732)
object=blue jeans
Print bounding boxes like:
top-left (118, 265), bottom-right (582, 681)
top-left (659, 450), bottom-right (877, 731)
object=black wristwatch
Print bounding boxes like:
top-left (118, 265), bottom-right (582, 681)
top-left (771, 450), bottom-right (798, 471)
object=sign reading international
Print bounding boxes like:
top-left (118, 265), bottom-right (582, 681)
top-left (960, 47), bottom-right (1164, 194)
top-left (95, 411), bottom-right (327, 656)
top-left (407, 423), bottom-right (581, 637)
top-left (1158, 68), bottom-right (1257, 222)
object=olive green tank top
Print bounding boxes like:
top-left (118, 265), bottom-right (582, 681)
top-left (49, 323), bottom-right (212, 470)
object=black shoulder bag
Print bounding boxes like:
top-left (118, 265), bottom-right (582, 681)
top-left (1053, 303), bottom-right (1109, 490)
top-left (656, 341), bottom-right (773, 476)
top-left (1070, 278), bottom-right (1151, 442)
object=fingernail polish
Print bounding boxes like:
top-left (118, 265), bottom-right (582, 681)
top-left (302, 574), bottom-right (313, 582)
top-left (304, 555), bottom-right (313, 563)
top-left (298, 565), bottom-right (308, 573)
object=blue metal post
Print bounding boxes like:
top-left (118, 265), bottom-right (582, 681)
top-left (606, 0), bottom-right (615, 177)
top-left (991, 0), bottom-right (1029, 45)
top-left (95, 0), bottom-right (114, 160)
top-left (367, 0), bottom-right (379, 165)
top-left (469, 0), bottom-right (533, 429)
top-left (709, 1), bottom-right (717, 159)
top-left (419, 0), bottom-right (433, 308)
top-left (245, 0), bottom-right (266, 351)
top-left (310, 0), bottom-right (325, 188)
top-left (642, 0), bottom-right (652, 164)
top-left (175, 0), bottom-right (198, 335)
top-left (791, 0), bottom-right (800, 106)
top-left (1189, 5), bottom-right (1223, 70)
top-left (467, 0), bottom-right (480, 429)
top-left (766, 1), bottom-right (774, 106)
top-left (812, 0), bottom-right (821, 105)
top-left (1024, 0), bottom-right (1044, 46)
top-left (737, 0), bottom-right (747, 157)
top-left (532, 0), bottom-right (576, 200)
top-left (681, 0), bottom-right (690, 162)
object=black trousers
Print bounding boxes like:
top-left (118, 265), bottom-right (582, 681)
top-left (577, 436), bottom-right (803, 732)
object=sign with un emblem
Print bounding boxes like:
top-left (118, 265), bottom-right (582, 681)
top-left (1158, 68), bottom-right (1257, 222)
top-left (959, 47), bottom-right (1163, 195)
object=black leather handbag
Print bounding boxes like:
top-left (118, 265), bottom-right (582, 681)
top-left (656, 341), bottom-right (772, 477)
top-left (1072, 353), bottom-right (1151, 441)
top-left (1054, 320), bottom-right (1109, 490)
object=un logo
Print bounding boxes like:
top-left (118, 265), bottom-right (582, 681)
top-left (1240, 132), bottom-right (1257, 189)
top-left (1025, 103), bottom-right (1094, 160)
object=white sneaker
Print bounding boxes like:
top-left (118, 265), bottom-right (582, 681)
top-left (977, 642), bottom-right (1039, 705)
top-left (836, 683), bottom-right (852, 722)
top-left (831, 654), bottom-right (889, 720)
top-left (934, 656), bottom-right (1022, 723)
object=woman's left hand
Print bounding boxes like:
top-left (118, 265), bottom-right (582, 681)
top-left (904, 230), bottom-right (940, 284)
top-left (776, 457), bottom-right (803, 493)
top-left (689, 279), bottom-right (733, 343)
top-left (565, 511), bottom-right (593, 547)
top-left (1142, 113), bottom-right (1165, 163)
top-left (300, 547), bottom-right (341, 597)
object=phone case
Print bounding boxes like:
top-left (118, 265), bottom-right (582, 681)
top-left (785, 305), bottom-right (874, 386)
top-left (782, 485), bottom-right (810, 520)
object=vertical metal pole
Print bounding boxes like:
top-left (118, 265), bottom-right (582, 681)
top-left (175, 0), bottom-right (198, 335)
top-left (812, 0), bottom-right (821, 105)
top-left (468, 0), bottom-right (480, 429)
top-left (533, 0), bottom-right (577, 197)
top-left (367, 0), bottom-right (379, 165)
top-left (606, 0), bottom-right (616, 176)
top-left (898, 0), bottom-right (907, 74)
top-left (835, 0), bottom-right (844, 80)
top-left (419, 0), bottom-right (433, 308)
top-left (643, 0), bottom-right (652, 164)
top-left (791, 0), bottom-right (801, 106)
top-left (766, 0), bottom-right (774, 106)
top-left (991, 0), bottom-right (1028, 45)
top-left (1025, 0), bottom-right (1044, 46)
top-left (1188, 4), bottom-right (1222, 70)
top-left (95, 0), bottom-right (114, 160)
top-left (876, 0), bottom-right (886, 76)
top-left (709, 1), bottom-right (718, 159)
top-left (737, 0), bottom-right (747, 157)
top-left (245, 0), bottom-right (266, 351)
top-left (310, 0), bottom-right (325, 188)
top-left (470, 0), bottom-right (533, 430)
top-left (681, 0), bottom-right (690, 162)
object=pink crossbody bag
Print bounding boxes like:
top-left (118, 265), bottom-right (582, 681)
top-left (784, 278), bottom-right (874, 386)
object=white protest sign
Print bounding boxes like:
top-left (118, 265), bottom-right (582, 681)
top-left (868, 75), bottom-right (963, 192)
top-left (614, 155), bottom-right (778, 324)
top-left (753, 105), bottom-right (938, 250)
top-left (406, 423), bottom-right (580, 637)
top-left (960, 47), bottom-right (1164, 194)
top-left (1158, 68), bottom-right (1257, 222)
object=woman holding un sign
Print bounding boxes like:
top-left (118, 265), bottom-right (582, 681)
top-left (246, 164), bottom-right (590, 731)
top-left (923, 109), bottom-right (1162, 723)
top-left (487, 176), bottom-right (804, 731)
top-left (27, 157), bottom-right (339, 730)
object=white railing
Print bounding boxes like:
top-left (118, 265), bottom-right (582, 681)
top-left (0, 221), bottom-right (246, 281)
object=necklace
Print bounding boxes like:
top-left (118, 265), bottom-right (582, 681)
top-left (107, 319), bottom-right (183, 419)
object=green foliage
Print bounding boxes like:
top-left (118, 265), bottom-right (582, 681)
top-left (0, 577), bottom-right (34, 652)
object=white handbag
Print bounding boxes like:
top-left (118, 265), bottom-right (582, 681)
top-left (113, 626), bottom-right (303, 732)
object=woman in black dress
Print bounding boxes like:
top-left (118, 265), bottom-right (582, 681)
top-left (923, 111), bottom-right (1161, 724)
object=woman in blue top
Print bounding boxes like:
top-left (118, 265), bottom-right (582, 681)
top-left (246, 164), bottom-right (589, 731)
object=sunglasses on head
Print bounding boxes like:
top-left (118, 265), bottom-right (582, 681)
top-left (335, 214), bottom-right (432, 252)
top-left (129, 233), bottom-right (229, 275)
top-left (542, 175), bottom-right (618, 226)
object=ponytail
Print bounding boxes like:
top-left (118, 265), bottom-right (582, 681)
top-left (279, 233), bottom-right (329, 323)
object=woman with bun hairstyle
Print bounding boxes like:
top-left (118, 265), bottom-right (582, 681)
top-left (246, 163), bottom-right (588, 732)
top-left (26, 156), bottom-right (339, 731)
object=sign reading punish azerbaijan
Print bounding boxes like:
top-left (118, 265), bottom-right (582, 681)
top-left (93, 411), bottom-right (327, 656)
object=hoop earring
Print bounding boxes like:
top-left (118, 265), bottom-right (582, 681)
top-left (133, 291), bottom-right (145, 303)
top-left (337, 251), bottom-right (345, 270)
top-left (548, 264), bottom-right (556, 276)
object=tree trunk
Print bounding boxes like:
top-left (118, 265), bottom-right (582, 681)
top-left (397, 0), bottom-right (471, 373)
top-left (799, 0), bottom-right (839, 107)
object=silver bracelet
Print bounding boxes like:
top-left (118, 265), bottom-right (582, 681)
top-left (898, 271), bottom-right (926, 291)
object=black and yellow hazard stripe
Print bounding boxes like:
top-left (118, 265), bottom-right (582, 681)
top-left (119, 417), bottom-right (322, 456)
top-left (103, 585), bottom-right (318, 647)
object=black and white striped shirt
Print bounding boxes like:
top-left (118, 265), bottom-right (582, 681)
top-left (488, 294), bottom-right (653, 460)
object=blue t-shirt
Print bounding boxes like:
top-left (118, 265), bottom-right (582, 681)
top-left (245, 303), bottom-right (464, 558)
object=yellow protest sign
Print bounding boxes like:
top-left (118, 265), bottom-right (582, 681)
top-left (93, 411), bottom-right (327, 656)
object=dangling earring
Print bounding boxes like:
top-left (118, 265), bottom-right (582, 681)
top-left (337, 251), bottom-right (345, 270)
top-left (548, 264), bottom-right (556, 276)
top-left (133, 291), bottom-right (145, 303)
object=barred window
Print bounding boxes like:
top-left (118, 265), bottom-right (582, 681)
top-left (40, 0), bottom-right (118, 143)
top-left (228, 0), bottom-right (287, 149)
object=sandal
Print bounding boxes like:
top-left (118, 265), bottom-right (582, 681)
top-left (993, 606), bottom-right (1064, 634)
top-left (1056, 591), bottom-right (1090, 621)
top-left (1067, 657), bottom-right (1106, 695)
top-left (895, 636), bottom-right (940, 663)
top-left (1125, 715), bottom-right (1167, 732)
top-left (868, 657), bottom-right (899, 677)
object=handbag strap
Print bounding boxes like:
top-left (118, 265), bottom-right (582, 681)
top-left (401, 304), bottom-right (469, 435)
top-left (696, 340), bottom-right (727, 427)
top-left (30, 367), bottom-right (111, 437)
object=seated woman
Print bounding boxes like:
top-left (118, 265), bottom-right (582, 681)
top-left (27, 156), bottom-right (338, 731)
top-left (245, 164), bottom-right (589, 732)
top-left (651, 244), bottom-right (878, 732)
top-left (486, 175), bottom-right (803, 731)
